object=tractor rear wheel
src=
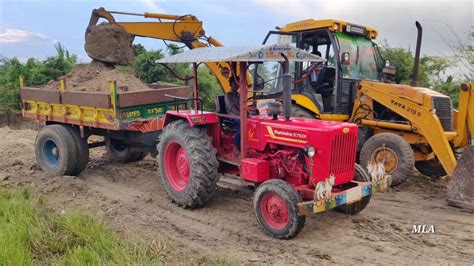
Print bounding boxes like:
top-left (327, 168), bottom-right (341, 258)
top-left (158, 120), bottom-right (219, 208)
top-left (254, 179), bottom-right (305, 239)
top-left (335, 164), bottom-right (372, 214)
top-left (360, 133), bottom-right (414, 186)
top-left (105, 137), bottom-right (147, 163)
top-left (35, 125), bottom-right (78, 176)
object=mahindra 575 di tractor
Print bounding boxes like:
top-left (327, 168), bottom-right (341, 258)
top-left (156, 45), bottom-right (390, 239)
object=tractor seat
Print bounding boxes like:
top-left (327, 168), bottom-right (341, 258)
top-left (310, 67), bottom-right (335, 96)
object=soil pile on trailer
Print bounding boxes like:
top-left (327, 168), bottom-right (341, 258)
top-left (84, 23), bottom-right (134, 66)
top-left (45, 61), bottom-right (150, 92)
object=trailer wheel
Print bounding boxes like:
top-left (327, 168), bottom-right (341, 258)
top-left (158, 120), bottom-right (219, 208)
top-left (254, 179), bottom-right (305, 239)
top-left (105, 137), bottom-right (147, 163)
top-left (415, 160), bottom-right (447, 179)
top-left (35, 125), bottom-right (78, 176)
top-left (64, 126), bottom-right (89, 175)
top-left (360, 133), bottom-right (414, 186)
top-left (335, 164), bottom-right (372, 214)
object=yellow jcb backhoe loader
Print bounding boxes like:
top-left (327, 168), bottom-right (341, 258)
top-left (85, 8), bottom-right (473, 210)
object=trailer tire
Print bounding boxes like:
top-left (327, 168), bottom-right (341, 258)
top-left (335, 164), bottom-right (371, 214)
top-left (64, 126), bottom-right (89, 175)
top-left (35, 125), bottom-right (78, 176)
top-left (254, 179), bottom-right (305, 239)
top-left (105, 137), bottom-right (147, 163)
top-left (158, 120), bottom-right (219, 208)
top-left (360, 133), bottom-right (414, 186)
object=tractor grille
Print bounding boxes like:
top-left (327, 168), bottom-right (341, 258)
top-left (329, 132), bottom-right (357, 175)
top-left (432, 97), bottom-right (453, 131)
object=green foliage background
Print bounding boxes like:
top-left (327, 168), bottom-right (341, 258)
top-left (0, 34), bottom-right (472, 110)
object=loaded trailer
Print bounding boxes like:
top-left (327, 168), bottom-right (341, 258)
top-left (21, 45), bottom-right (390, 239)
top-left (21, 78), bottom-right (192, 175)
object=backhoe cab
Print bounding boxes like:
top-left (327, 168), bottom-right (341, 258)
top-left (157, 45), bottom-right (390, 239)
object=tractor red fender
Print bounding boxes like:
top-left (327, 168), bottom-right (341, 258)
top-left (163, 111), bottom-right (220, 127)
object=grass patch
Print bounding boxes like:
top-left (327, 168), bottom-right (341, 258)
top-left (0, 186), bottom-right (164, 265)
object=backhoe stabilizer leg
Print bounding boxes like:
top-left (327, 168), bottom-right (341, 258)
top-left (447, 146), bottom-right (474, 211)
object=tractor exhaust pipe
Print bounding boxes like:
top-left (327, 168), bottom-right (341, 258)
top-left (411, 21), bottom-right (422, 87)
top-left (281, 53), bottom-right (291, 121)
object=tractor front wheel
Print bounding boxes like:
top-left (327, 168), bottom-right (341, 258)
top-left (335, 164), bottom-right (372, 214)
top-left (158, 120), bottom-right (219, 208)
top-left (254, 179), bottom-right (305, 239)
top-left (359, 133), bottom-right (414, 186)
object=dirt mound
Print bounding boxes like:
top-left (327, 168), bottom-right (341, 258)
top-left (85, 23), bottom-right (134, 66)
top-left (45, 61), bottom-right (150, 92)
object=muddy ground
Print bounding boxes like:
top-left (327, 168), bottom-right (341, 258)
top-left (0, 126), bottom-right (473, 264)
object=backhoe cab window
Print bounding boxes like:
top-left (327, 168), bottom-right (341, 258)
top-left (334, 32), bottom-right (379, 81)
top-left (256, 33), bottom-right (297, 95)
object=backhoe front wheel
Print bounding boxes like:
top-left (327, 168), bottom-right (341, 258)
top-left (158, 120), bottom-right (219, 208)
top-left (254, 179), bottom-right (305, 239)
top-left (360, 133), bottom-right (414, 186)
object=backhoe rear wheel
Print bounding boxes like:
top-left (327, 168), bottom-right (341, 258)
top-left (291, 105), bottom-right (315, 118)
top-left (415, 160), bottom-right (447, 179)
top-left (360, 133), bottom-right (414, 186)
top-left (158, 120), bottom-right (219, 208)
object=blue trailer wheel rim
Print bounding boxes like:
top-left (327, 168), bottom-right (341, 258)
top-left (42, 139), bottom-right (60, 168)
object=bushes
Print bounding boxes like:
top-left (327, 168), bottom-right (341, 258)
top-left (0, 43), bottom-right (76, 110)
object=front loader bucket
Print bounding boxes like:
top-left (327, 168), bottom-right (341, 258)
top-left (447, 146), bottom-right (474, 211)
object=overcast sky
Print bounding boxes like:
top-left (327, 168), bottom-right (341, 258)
top-left (0, 0), bottom-right (472, 63)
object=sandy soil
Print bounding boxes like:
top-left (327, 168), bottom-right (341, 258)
top-left (0, 126), bottom-right (473, 264)
top-left (45, 61), bottom-right (150, 92)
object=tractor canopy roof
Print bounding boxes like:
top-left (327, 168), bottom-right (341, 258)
top-left (157, 44), bottom-right (325, 63)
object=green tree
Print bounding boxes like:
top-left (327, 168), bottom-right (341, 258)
top-left (0, 43), bottom-right (76, 110)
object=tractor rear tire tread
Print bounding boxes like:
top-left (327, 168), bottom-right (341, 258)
top-left (158, 120), bottom-right (219, 208)
top-left (360, 133), bottom-right (414, 187)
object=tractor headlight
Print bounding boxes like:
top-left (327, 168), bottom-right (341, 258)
top-left (305, 146), bottom-right (316, 158)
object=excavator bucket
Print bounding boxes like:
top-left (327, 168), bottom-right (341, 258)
top-left (84, 7), bottom-right (134, 65)
top-left (447, 146), bottom-right (474, 211)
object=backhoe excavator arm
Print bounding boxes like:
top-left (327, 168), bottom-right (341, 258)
top-left (452, 82), bottom-right (474, 148)
top-left (86, 7), bottom-right (238, 93)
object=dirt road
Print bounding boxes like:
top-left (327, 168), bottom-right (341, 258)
top-left (1, 126), bottom-right (473, 264)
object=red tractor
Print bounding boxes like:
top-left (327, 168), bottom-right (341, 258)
top-left (157, 45), bottom-right (390, 239)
